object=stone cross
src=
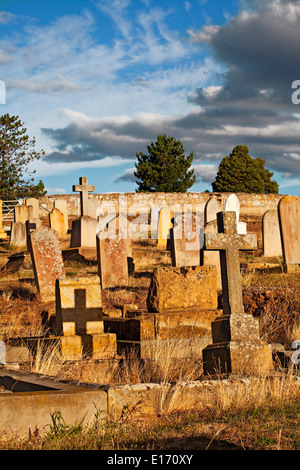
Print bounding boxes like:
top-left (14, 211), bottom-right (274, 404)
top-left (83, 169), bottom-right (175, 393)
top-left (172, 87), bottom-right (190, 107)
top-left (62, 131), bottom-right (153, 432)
top-left (205, 211), bottom-right (257, 315)
top-left (73, 177), bottom-right (95, 217)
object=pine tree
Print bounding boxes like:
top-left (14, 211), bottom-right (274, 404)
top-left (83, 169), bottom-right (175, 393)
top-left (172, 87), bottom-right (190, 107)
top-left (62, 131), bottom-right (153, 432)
top-left (134, 134), bottom-right (196, 192)
top-left (0, 113), bottom-right (46, 200)
top-left (212, 145), bottom-right (279, 194)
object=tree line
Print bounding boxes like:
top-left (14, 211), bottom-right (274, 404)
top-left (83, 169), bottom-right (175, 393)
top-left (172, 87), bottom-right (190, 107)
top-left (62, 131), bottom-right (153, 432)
top-left (0, 113), bottom-right (279, 199)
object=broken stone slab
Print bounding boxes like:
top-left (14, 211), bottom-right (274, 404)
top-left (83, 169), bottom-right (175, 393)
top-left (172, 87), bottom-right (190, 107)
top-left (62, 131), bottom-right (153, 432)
top-left (147, 265), bottom-right (218, 313)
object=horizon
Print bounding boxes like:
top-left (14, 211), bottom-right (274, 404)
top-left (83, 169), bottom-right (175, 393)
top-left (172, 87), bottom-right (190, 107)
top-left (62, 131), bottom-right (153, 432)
top-left (0, 0), bottom-right (300, 197)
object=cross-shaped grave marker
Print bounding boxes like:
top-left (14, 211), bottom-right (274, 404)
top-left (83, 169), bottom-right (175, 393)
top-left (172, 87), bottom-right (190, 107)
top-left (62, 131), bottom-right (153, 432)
top-left (73, 177), bottom-right (95, 217)
top-left (203, 211), bottom-right (273, 376)
top-left (205, 211), bottom-right (257, 315)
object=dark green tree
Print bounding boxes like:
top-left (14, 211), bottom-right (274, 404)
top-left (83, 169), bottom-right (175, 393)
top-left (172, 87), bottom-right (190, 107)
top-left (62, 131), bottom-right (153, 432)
top-left (134, 134), bottom-right (196, 192)
top-left (212, 145), bottom-right (279, 194)
top-left (0, 113), bottom-right (46, 200)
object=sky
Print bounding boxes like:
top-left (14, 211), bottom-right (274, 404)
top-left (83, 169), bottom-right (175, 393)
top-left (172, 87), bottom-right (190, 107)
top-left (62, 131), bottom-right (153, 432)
top-left (0, 0), bottom-right (300, 196)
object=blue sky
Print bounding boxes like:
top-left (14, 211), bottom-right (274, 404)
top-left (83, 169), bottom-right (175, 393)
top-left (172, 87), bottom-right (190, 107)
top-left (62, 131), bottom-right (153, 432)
top-left (1, 0), bottom-right (300, 196)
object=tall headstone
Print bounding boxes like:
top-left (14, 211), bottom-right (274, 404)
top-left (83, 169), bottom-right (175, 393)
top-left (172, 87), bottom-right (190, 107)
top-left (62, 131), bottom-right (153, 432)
top-left (172, 211), bottom-right (204, 267)
top-left (25, 197), bottom-right (39, 218)
top-left (157, 207), bottom-right (174, 250)
top-left (225, 194), bottom-right (247, 234)
top-left (50, 208), bottom-right (67, 235)
top-left (54, 199), bottom-right (69, 233)
top-left (203, 198), bottom-right (222, 289)
top-left (278, 195), bottom-right (300, 272)
top-left (0, 200), bottom-right (7, 239)
top-left (262, 209), bottom-right (282, 258)
top-left (29, 226), bottom-right (65, 303)
top-left (96, 223), bottom-right (129, 289)
top-left (14, 204), bottom-right (30, 224)
top-left (202, 211), bottom-right (273, 376)
top-left (70, 177), bottom-right (98, 249)
top-left (9, 221), bottom-right (27, 248)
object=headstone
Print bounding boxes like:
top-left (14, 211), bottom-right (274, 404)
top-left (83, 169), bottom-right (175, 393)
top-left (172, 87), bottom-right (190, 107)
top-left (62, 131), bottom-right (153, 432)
top-left (278, 195), bottom-right (300, 272)
top-left (14, 204), bottom-right (29, 224)
top-left (225, 194), bottom-right (247, 235)
top-left (96, 224), bottom-right (129, 289)
top-left (54, 199), bottom-right (69, 233)
top-left (157, 207), bottom-right (174, 250)
top-left (9, 221), bottom-right (26, 248)
top-left (147, 265), bottom-right (218, 312)
top-left (50, 208), bottom-right (67, 235)
top-left (56, 276), bottom-right (117, 359)
top-left (56, 276), bottom-right (104, 336)
top-left (203, 198), bottom-right (222, 289)
top-left (0, 200), bottom-right (7, 239)
top-left (172, 211), bottom-right (204, 267)
top-left (202, 211), bottom-right (273, 376)
top-left (70, 177), bottom-right (98, 250)
top-left (29, 226), bottom-right (65, 303)
top-left (25, 197), bottom-right (39, 218)
top-left (72, 176), bottom-right (95, 217)
top-left (262, 209), bottom-right (282, 258)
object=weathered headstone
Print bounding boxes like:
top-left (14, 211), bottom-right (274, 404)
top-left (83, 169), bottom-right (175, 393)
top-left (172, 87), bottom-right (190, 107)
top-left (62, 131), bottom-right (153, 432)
top-left (9, 221), bottom-right (26, 248)
top-left (172, 211), bottom-right (204, 267)
top-left (262, 209), bottom-right (282, 258)
top-left (29, 226), bottom-right (65, 303)
top-left (147, 265), bottom-right (218, 312)
top-left (14, 204), bottom-right (29, 224)
top-left (25, 197), bottom-right (39, 218)
top-left (278, 195), bottom-right (300, 272)
top-left (50, 208), bottom-right (67, 235)
top-left (96, 225), bottom-right (129, 289)
top-left (224, 194), bottom-right (247, 234)
top-left (203, 198), bottom-right (222, 288)
top-left (157, 207), bottom-right (174, 250)
top-left (56, 276), bottom-right (117, 359)
top-left (202, 211), bottom-right (273, 376)
top-left (54, 199), bottom-right (69, 233)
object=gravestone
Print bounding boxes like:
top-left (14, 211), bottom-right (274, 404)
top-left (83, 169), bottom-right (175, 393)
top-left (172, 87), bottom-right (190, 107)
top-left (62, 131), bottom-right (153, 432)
top-left (157, 207), bottom-right (174, 250)
top-left (0, 200), bottom-right (7, 239)
top-left (9, 221), bottom-right (26, 248)
top-left (96, 224), bottom-right (128, 289)
top-left (203, 198), bottom-right (222, 289)
top-left (278, 195), bottom-right (300, 272)
top-left (70, 177), bottom-right (98, 250)
top-left (54, 199), bottom-right (69, 233)
top-left (262, 209), bottom-right (282, 258)
top-left (50, 208), bottom-right (67, 235)
top-left (14, 204), bottom-right (30, 224)
top-left (29, 226), bottom-right (65, 303)
top-left (56, 276), bottom-right (117, 359)
top-left (224, 194), bottom-right (247, 234)
top-left (25, 198), bottom-right (39, 218)
top-left (202, 211), bottom-right (273, 376)
top-left (171, 211), bottom-right (204, 267)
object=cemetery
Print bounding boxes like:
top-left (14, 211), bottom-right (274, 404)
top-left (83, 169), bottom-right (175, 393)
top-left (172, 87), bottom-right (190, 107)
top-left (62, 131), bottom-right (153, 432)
top-left (0, 180), bottom-right (299, 446)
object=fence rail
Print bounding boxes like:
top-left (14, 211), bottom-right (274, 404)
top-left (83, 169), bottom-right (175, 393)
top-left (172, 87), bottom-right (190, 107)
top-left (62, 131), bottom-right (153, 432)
top-left (2, 200), bottom-right (19, 223)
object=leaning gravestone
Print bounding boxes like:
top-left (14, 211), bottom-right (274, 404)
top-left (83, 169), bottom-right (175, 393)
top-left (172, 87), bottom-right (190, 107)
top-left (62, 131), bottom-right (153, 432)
top-left (9, 221), bottom-right (26, 248)
top-left (29, 226), bottom-right (65, 303)
top-left (278, 195), bottom-right (300, 272)
top-left (262, 209), bottom-right (282, 258)
top-left (54, 199), bottom-right (69, 233)
top-left (50, 208), bottom-right (67, 235)
top-left (202, 211), bottom-right (273, 376)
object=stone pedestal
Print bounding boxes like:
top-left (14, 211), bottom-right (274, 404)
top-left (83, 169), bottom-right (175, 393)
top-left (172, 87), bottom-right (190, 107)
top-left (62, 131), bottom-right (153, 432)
top-left (202, 314), bottom-right (273, 376)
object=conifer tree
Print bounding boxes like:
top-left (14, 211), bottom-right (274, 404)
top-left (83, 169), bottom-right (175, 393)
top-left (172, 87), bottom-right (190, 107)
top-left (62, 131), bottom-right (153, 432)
top-left (134, 134), bottom-right (196, 192)
top-left (0, 113), bottom-right (46, 199)
top-left (212, 145), bottom-right (279, 194)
